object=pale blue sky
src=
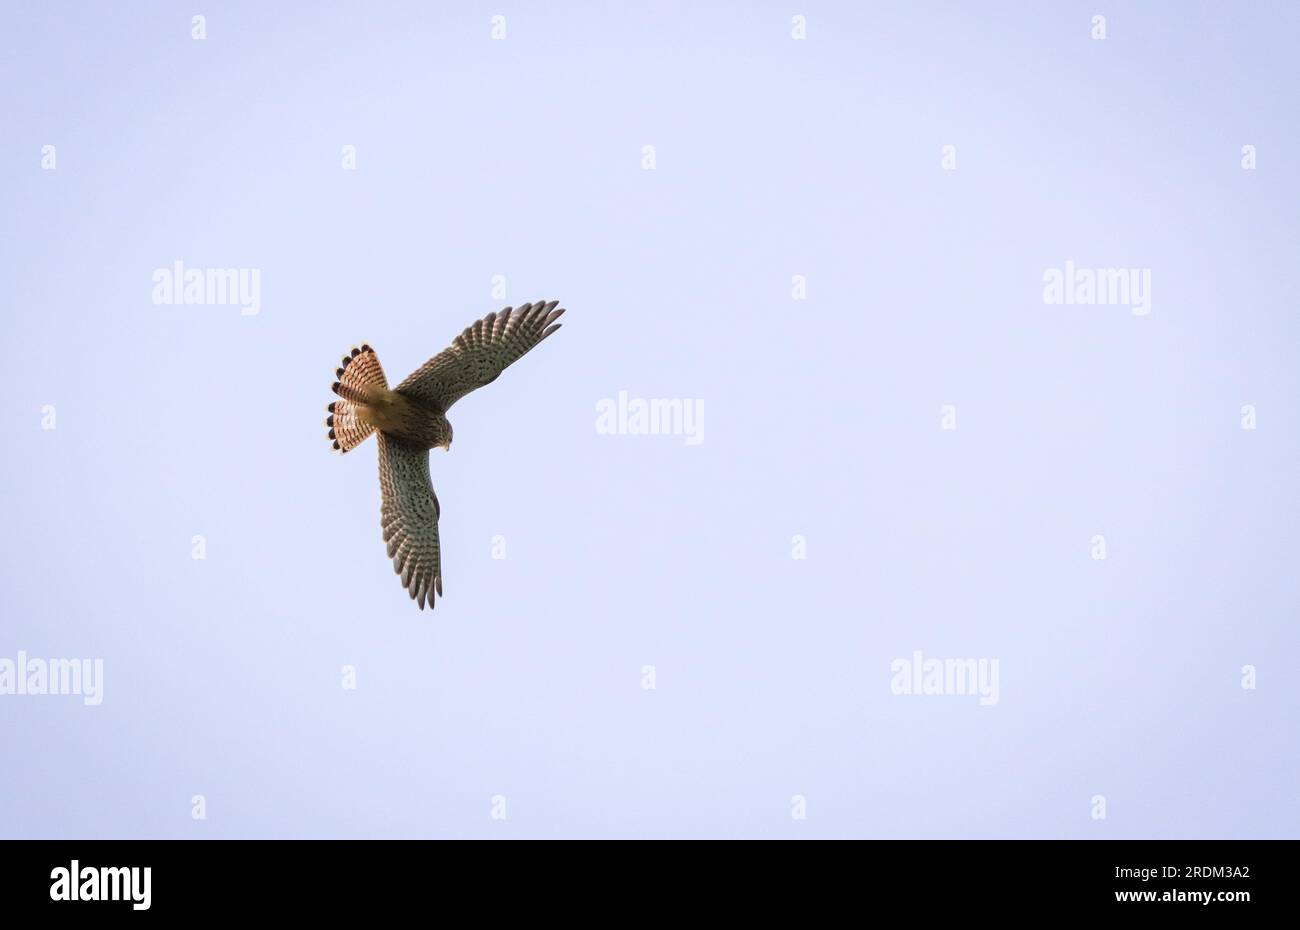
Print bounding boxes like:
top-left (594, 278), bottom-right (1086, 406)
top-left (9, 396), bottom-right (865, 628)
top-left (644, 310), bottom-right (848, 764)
top-left (2, 1), bottom-right (1297, 838)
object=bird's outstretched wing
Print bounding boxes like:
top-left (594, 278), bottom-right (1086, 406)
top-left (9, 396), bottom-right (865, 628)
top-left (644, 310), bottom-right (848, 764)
top-left (377, 432), bottom-right (442, 610)
top-left (396, 301), bottom-right (565, 412)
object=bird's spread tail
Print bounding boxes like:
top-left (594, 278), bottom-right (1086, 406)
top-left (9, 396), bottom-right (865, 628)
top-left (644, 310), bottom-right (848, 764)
top-left (327, 344), bottom-right (388, 453)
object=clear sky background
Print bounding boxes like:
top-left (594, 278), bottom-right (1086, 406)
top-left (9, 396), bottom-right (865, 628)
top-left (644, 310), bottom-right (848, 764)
top-left (2, 1), bottom-right (1297, 838)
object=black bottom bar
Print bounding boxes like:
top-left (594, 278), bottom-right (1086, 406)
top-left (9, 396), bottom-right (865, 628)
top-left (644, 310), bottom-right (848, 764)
top-left (0, 839), bottom-right (1285, 916)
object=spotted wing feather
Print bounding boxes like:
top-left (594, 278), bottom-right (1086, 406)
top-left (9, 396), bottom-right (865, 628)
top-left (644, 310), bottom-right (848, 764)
top-left (377, 432), bottom-right (443, 610)
top-left (395, 301), bottom-right (564, 411)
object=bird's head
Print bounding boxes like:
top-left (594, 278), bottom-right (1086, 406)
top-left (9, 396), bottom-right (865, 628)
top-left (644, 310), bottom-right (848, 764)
top-left (441, 421), bottom-right (453, 451)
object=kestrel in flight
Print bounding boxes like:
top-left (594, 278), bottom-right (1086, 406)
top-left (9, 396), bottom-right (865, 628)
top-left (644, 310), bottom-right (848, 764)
top-left (326, 301), bottom-right (566, 610)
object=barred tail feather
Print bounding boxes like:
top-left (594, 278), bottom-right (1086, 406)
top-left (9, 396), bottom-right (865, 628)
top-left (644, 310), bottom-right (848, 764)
top-left (327, 344), bottom-right (388, 453)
